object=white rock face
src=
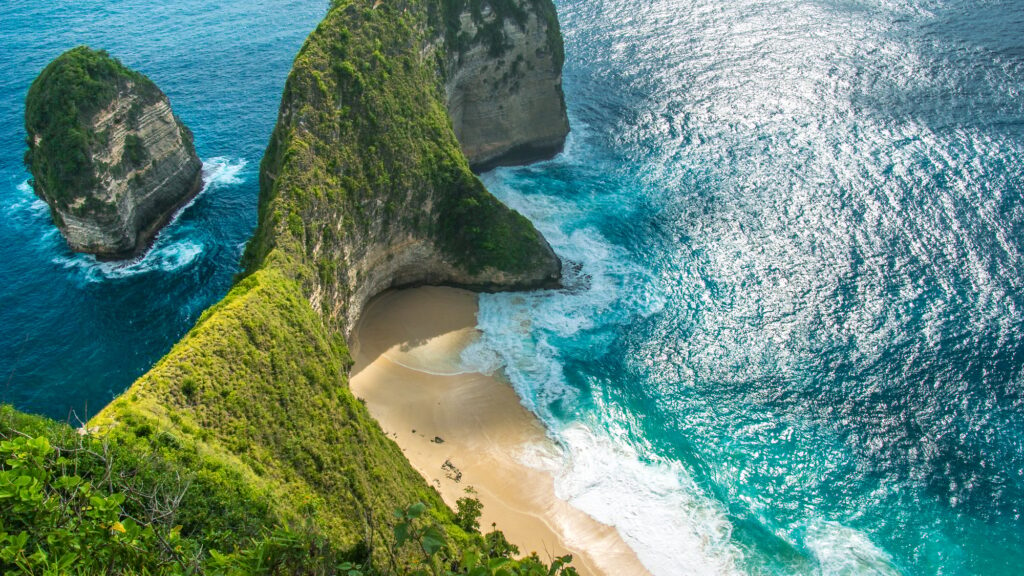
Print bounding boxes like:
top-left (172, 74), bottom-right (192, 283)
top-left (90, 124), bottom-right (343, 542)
top-left (444, 0), bottom-right (569, 171)
top-left (34, 81), bottom-right (202, 258)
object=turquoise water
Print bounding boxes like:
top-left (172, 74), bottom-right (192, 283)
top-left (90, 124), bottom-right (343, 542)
top-left (476, 0), bottom-right (1024, 573)
top-left (2, 0), bottom-right (1023, 574)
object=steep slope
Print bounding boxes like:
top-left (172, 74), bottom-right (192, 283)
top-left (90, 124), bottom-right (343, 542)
top-left (24, 46), bottom-right (202, 258)
top-left (90, 267), bottom-right (454, 565)
top-left (82, 0), bottom-right (567, 569)
top-left (443, 0), bottom-right (569, 170)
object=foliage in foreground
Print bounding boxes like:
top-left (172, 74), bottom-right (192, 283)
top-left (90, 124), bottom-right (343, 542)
top-left (0, 408), bottom-right (578, 575)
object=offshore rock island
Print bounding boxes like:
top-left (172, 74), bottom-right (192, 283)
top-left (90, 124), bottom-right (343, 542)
top-left (1, 0), bottom-right (598, 574)
top-left (24, 46), bottom-right (202, 259)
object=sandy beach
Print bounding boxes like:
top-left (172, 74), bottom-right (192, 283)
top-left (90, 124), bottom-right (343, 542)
top-left (349, 286), bottom-right (650, 576)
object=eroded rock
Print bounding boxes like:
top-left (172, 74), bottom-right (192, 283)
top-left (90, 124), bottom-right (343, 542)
top-left (25, 46), bottom-right (202, 259)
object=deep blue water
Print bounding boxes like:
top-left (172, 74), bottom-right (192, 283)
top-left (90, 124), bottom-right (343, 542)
top-left (0, 0), bottom-right (327, 420)
top-left (2, 0), bottom-right (1024, 574)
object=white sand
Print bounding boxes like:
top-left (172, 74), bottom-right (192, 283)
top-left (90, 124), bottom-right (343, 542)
top-left (349, 286), bottom-right (650, 576)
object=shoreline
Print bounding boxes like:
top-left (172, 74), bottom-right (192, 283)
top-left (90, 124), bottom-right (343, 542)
top-left (349, 286), bottom-right (650, 576)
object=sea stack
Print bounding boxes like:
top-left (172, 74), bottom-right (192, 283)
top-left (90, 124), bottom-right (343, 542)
top-left (24, 46), bottom-right (202, 259)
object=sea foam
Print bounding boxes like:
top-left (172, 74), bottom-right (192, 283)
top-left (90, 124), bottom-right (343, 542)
top-left (50, 157), bottom-right (247, 283)
top-left (473, 164), bottom-right (898, 575)
top-left (473, 172), bottom-right (743, 574)
top-left (11, 179), bottom-right (55, 222)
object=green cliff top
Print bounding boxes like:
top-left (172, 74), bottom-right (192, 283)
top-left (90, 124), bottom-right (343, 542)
top-left (244, 0), bottom-right (559, 328)
top-left (24, 46), bottom-right (161, 209)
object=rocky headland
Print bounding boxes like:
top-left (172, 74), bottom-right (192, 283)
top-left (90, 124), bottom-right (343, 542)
top-left (24, 46), bottom-right (202, 259)
top-left (2, 1), bottom-right (598, 573)
top-left (443, 0), bottom-right (570, 170)
top-left (244, 0), bottom-right (566, 338)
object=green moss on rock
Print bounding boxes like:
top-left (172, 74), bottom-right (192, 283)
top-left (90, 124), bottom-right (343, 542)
top-left (24, 46), bottom-right (160, 209)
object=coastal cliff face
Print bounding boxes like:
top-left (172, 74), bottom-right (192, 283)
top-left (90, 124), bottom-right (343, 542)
top-left (80, 0), bottom-right (567, 568)
top-left (25, 47), bottom-right (202, 258)
top-left (443, 0), bottom-right (569, 171)
top-left (245, 0), bottom-right (564, 337)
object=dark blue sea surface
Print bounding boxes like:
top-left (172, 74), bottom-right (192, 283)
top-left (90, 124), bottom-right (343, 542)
top-left (1, 0), bottom-right (1023, 573)
top-left (0, 0), bottom-right (327, 419)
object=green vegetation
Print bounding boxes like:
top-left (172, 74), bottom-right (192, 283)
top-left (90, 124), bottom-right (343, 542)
top-left (24, 46), bottom-right (161, 210)
top-left (1, 408), bottom-right (577, 575)
top-left (0, 406), bottom-right (284, 575)
top-left (5, 0), bottom-right (568, 573)
top-left (243, 0), bottom-right (557, 328)
top-left (122, 133), bottom-right (149, 169)
top-left (454, 494), bottom-right (484, 533)
top-left (93, 266), bottom-right (445, 564)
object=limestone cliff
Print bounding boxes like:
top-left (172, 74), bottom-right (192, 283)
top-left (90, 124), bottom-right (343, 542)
top-left (86, 0), bottom-right (568, 566)
top-left (24, 47), bottom-right (202, 258)
top-left (443, 0), bottom-right (570, 171)
top-left (244, 0), bottom-right (564, 337)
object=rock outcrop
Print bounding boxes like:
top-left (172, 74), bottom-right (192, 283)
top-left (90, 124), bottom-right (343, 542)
top-left (443, 0), bottom-right (570, 171)
top-left (24, 46), bottom-right (202, 259)
top-left (245, 0), bottom-right (564, 337)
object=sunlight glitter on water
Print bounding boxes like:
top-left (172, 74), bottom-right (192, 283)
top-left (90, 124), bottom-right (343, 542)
top-left (474, 0), bottom-right (1024, 572)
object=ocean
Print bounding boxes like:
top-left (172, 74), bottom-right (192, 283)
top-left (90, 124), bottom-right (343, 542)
top-left (2, 0), bottom-right (1023, 574)
top-left (0, 0), bottom-right (325, 418)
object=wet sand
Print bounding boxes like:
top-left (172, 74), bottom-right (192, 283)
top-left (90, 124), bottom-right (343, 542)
top-left (349, 286), bottom-right (650, 576)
